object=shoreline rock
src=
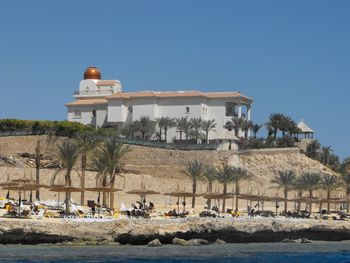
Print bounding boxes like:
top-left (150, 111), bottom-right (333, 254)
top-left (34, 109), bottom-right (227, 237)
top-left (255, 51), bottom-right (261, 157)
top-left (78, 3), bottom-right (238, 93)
top-left (0, 218), bottom-right (348, 245)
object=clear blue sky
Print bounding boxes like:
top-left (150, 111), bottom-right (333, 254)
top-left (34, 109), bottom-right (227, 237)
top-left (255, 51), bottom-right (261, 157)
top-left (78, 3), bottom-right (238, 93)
top-left (0, 0), bottom-right (349, 159)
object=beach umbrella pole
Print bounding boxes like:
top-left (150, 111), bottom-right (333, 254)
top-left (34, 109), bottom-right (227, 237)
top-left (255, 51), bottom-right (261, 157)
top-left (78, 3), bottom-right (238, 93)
top-left (177, 196), bottom-right (180, 214)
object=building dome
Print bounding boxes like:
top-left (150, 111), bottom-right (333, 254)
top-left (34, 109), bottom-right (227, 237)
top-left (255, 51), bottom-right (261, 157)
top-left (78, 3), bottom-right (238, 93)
top-left (83, 66), bottom-right (101, 80)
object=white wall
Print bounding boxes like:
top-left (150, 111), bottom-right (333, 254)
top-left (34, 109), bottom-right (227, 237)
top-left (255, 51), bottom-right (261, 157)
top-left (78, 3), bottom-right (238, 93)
top-left (107, 100), bottom-right (127, 122)
top-left (67, 104), bottom-right (107, 128)
top-left (131, 97), bottom-right (158, 121)
top-left (104, 96), bottom-right (253, 141)
top-left (79, 79), bottom-right (98, 93)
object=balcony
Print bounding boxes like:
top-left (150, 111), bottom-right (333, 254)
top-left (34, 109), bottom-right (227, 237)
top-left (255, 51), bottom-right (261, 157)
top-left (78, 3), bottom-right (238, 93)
top-left (73, 90), bottom-right (115, 98)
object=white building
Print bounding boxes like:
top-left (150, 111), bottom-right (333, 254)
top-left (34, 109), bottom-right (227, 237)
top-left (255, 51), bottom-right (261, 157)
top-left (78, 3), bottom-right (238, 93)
top-left (66, 67), bottom-right (254, 142)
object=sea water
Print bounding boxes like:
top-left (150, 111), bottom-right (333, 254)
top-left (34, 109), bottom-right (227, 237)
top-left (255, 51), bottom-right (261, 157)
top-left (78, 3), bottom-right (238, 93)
top-left (0, 242), bottom-right (349, 263)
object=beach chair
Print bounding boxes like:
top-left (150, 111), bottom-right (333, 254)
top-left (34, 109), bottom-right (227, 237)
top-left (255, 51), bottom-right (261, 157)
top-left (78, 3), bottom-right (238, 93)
top-left (33, 209), bottom-right (45, 219)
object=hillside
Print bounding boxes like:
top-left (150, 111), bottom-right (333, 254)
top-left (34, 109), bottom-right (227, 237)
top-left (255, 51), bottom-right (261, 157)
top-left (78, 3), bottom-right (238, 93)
top-left (0, 135), bottom-right (339, 211)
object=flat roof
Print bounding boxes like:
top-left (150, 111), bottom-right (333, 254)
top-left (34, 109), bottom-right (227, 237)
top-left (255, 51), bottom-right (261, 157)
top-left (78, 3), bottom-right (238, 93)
top-left (106, 90), bottom-right (253, 102)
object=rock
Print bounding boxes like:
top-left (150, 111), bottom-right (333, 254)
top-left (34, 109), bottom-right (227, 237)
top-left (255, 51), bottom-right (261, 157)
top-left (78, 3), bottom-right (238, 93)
top-left (187, 239), bottom-right (209, 246)
top-left (214, 239), bottom-right (226, 244)
top-left (172, 237), bottom-right (188, 246)
top-left (148, 239), bottom-right (162, 247)
top-left (282, 238), bottom-right (312, 243)
top-left (282, 238), bottom-right (297, 243)
top-left (300, 238), bottom-right (312, 243)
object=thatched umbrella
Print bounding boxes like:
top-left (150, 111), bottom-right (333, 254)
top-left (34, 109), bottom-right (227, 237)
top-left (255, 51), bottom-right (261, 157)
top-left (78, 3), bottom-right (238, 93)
top-left (49, 186), bottom-right (82, 213)
top-left (202, 192), bottom-right (234, 215)
top-left (85, 187), bottom-right (123, 210)
top-left (164, 187), bottom-right (202, 214)
top-left (2, 184), bottom-right (42, 214)
top-left (127, 182), bottom-right (160, 209)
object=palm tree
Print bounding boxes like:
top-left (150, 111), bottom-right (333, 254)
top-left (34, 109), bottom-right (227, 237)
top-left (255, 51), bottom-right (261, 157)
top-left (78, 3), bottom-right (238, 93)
top-left (339, 173), bottom-right (350, 213)
top-left (163, 117), bottom-right (176, 142)
top-left (216, 164), bottom-right (236, 212)
top-left (293, 177), bottom-right (305, 212)
top-left (279, 115), bottom-right (293, 137)
top-left (320, 146), bottom-right (332, 165)
top-left (266, 113), bottom-right (284, 139)
top-left (51, 140), bottom-right (80, 213)
top-left (201, 119), bottom-right (216, 143)
top-left (90, 156), bottom-right (109, 207)
top-left (91, 137), bottom-right (130, 209)
top-left (340, 157), bottom-right (350, 174)
top-left (242, 120), bottom-right (253, 140)
top-left (287, 122), bottom-right (301, 138)
top-left (182, 160), bottom-right (204, 208)
top-left (232, 167), bottom-right (251, 210)
top-left (203, 165), bottom-right (217, 209)
top-left (190, 117), bottom-right (203, 142)
top-left (320, 174), bottom-right (339, 213)
top-left (121, 122), bottom-right (138, 139)
top-left (156, 117), bottom-right (167, 141)
top-left (305, 140), bottom-right (321, 160)
top-left (34, 139), bottom-right (41, 200)
top-left (229, 117), bottom-right (246, 137)
top-left (270, 170), bottom-right (296, 212)
top-left (252, 124), bottom-right (262, 139)
top-left (135, 116), bottom-right (155, 140)
top-left (299, 172), bottom-right (321, 213)
top-left (175, 117), bottom-right (189, 140)
top-left (74, 131), bottom-right (98, 205)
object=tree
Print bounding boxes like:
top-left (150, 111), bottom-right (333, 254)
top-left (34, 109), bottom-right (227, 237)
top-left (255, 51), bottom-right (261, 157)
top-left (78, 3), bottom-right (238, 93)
top-left (216, 164), bottom-right (236, 212)
top-left (225, 117), bottom-right (246, 137)
top-left (266, 113), bottom-right (284, 139)
top-left (270, 170), bottom-right (296, 212)
top-left (293, 177), bottom-right (305, 212)
top-left (175, 117), bottom-right (189, 140)
top-left (340, 157), bottom-right (350, 174)
top-left (135, 116), bottom-right (155, 140)
top-left (91, 136), bottom-right (130, 209)
top-left (252, 124), bottom-right (262, 139)
top-left (155, 117), bottom-right (167, 141)
top-left (339, 173), bottom-right (350, 213)
top-left (121, 122), bottom-right (138, 139)
top-left (305, 140), bottom-right (321, 160)
top-left (232, 167), bottom-right (251, 210)
top-left (34, 139), bottom-right (41, 200)
top-left (51, 140), bottom-right (80, 213)
top-left (190, 117), bottom-right (203, 142)
top-left (203, 165), bottom-right (217, 208)
top-left (279, 115), bottom-right (293, 137)
top-left (320, 174), bottom-right (339, 213)
top-left (74, 131), bottom-right (98, 205)
top-left (202, 119), bottom-right (217, 143)
top-left (163, 117), bottom-right (176, 142)
top-left (242, 120), bottom-right (253, 140)
top-left (287, 122), bottom-right (301, 138)
top-left (299, 172), bottom-right (321, 213)
top-left (182, 160), bottom-right (204, 208)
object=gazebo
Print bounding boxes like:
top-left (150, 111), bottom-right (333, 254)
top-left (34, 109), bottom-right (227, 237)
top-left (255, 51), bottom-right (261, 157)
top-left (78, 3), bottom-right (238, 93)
top-left (297, 119), bottom-right (314, 139)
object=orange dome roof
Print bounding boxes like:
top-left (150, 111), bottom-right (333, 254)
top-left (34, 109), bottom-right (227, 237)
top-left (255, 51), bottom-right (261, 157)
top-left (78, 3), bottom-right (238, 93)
top-left (84, 67), bottom-right (101, 80)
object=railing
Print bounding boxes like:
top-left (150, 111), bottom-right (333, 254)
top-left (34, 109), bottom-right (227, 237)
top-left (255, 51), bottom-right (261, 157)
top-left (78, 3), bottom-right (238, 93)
top-left (117, 138), bottom-right (219, 150)
top-left (73, 90), bottom-right (115, 96)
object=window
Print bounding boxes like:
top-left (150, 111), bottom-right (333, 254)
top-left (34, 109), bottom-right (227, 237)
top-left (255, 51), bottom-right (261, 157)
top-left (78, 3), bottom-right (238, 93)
top-left (225, 102), bottom-right (238, 117)
top-left (73, 110), bottom-right (81, 119)
top-left (92, 110), bottom-right (96, 118)
top-left (185, 106), bottom-right (190, 114)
